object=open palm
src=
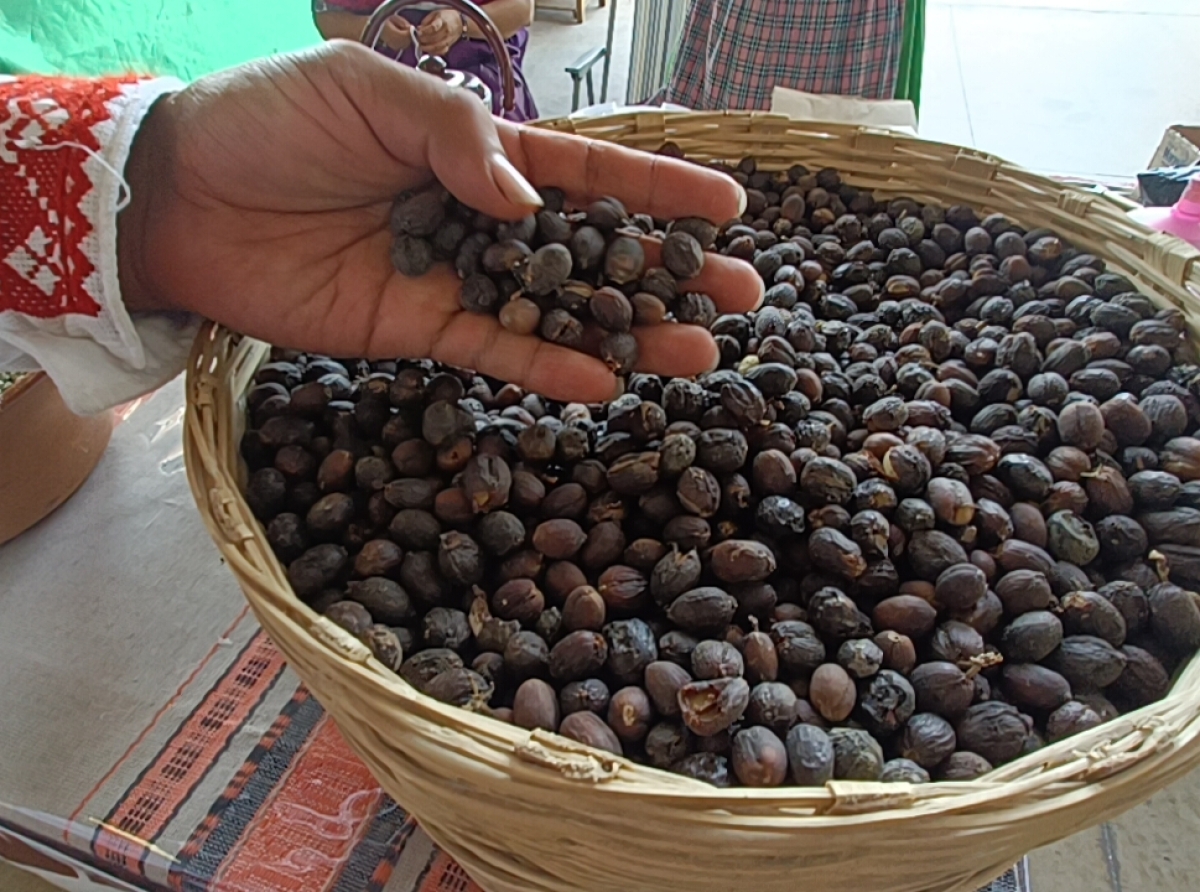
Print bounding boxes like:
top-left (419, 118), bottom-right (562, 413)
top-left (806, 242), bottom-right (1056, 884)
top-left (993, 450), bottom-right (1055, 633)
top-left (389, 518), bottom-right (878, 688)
top-left (120, 42), bottom-right (762, 403)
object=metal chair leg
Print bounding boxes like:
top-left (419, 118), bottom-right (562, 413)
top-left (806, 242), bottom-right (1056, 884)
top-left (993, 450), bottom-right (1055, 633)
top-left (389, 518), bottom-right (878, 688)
top-left (599, 0), bottom-right (618, 102)
top-left (566, 46), bottom-right (607, 112)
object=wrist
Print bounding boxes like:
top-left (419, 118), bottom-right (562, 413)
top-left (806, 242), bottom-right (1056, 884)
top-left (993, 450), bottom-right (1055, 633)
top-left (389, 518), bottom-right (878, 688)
top-left (118, 92), bottom-right (178, 315)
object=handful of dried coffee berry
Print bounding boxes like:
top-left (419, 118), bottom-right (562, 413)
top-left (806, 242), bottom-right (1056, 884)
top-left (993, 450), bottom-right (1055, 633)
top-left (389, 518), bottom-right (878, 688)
top-left (243, 156), bottom-right (1200, 789)
top-left (390, 186), bottom-right (720, 375)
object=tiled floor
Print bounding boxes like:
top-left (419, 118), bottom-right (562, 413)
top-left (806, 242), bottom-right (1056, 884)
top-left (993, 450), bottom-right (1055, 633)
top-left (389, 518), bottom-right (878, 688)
top-left (908, 0), bottom-right (1200, 178)
top-left (524, 0), bottom-right (633, 119)
top-left (1029, 766), bottom-right (1200, 892)
top-left (0, 863), bottom-right (57, 892)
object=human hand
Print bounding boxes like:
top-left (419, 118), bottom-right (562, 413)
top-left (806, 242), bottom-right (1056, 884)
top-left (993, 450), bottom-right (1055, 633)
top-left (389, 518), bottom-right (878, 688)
top-left (118, 41), bottom-right (761, 403)
top-left (416, 8), bottom-right (464, 57)
top-left (379, 16), bottom-right (414, 52)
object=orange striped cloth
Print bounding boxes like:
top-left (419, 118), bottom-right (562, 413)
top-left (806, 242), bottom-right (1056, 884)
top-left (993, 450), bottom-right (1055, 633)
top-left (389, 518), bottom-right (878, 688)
top-left (0, 379), bottom-right (475, 892)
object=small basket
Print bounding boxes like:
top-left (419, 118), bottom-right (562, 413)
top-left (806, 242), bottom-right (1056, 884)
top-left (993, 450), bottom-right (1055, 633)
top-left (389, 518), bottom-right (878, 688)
top-left (184, 113), bottom-right (1200, 892)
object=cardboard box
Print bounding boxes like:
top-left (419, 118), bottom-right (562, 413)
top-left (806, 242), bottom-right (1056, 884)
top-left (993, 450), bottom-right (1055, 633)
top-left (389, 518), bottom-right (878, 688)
top-left (1148, 125), bottom-right (1200, 170)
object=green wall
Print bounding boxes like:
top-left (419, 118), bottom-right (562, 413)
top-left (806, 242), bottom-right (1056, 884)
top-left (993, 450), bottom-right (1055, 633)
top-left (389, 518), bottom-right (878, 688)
top-left (0, 0), bottom-right (322, 78)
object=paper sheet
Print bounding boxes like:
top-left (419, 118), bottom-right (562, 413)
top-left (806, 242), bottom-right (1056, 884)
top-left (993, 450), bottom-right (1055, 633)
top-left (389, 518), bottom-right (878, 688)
top-left (769, 87), bottom-right (918, 135)
top-left (568, 101), bottom-right (691, 120)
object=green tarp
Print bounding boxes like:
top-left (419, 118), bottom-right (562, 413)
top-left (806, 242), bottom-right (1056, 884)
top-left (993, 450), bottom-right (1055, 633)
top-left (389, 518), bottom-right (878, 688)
top-left (0, 0), bottom-right (321, 78)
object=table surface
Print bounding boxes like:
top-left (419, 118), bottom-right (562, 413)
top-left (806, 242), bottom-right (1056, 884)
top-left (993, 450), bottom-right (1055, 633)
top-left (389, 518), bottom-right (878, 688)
top-left (0, 378), bottom-right (1027, 892)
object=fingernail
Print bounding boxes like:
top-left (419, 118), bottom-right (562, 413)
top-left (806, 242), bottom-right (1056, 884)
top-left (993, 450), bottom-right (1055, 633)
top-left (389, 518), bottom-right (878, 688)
top-left (611, 377), bottom-right (625, 400)
top-left (736, 185), bottom-right (748, 217)
top-left (752, 276), bottom-right (766, 310)
top-left (492, 153), bottom-right (543, 209)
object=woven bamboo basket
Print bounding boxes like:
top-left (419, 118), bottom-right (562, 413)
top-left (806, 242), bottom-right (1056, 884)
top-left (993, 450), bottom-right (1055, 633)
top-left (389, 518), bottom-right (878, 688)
top-left (184, 112), bottom-right (1200, 892)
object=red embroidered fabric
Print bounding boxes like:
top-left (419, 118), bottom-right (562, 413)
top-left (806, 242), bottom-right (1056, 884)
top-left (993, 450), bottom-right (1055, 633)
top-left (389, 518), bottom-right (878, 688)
top-left (0, 76), bottom-right (141, 319)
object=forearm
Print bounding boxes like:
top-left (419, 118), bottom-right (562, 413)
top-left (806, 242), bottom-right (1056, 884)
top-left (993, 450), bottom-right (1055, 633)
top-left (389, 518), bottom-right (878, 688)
top-left (313, 10), bottom-right (368, 42)
top-left (467, 0), bottom-right (533, 40)
top-left (316, 9), bottom-right (413, 52)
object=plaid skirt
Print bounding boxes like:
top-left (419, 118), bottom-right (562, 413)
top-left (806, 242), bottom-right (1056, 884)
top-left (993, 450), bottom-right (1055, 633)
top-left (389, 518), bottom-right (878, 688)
top-left (666, 0), bottom-right (905, 112)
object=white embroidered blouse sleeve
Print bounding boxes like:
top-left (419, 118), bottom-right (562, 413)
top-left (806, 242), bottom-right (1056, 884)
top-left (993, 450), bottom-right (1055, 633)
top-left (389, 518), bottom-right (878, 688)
top-left (0, 74), bottom-right (200, 415)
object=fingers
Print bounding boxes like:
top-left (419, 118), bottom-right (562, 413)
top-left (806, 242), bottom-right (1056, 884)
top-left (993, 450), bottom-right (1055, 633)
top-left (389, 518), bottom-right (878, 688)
top-left (320, 42), bottom-right (744, 227)
top-left (326, 44), bottom-right (743, 228)
top-left (420, 9), bottom-right (451, 29)
top-left (428, 311), bottom-right (620, 403)
top-left (422, 38), bottom-right (457, 57)
top-left (329, 46), bottom-right (541, 219)
top-left (427, 310), bottom-right (725, 401)
top-left (382, 19), bottom-right (410, 44)
top-left (367, 265), bottom-right (620, 402)
top-left (498, 124), bottom-right (746, 224)
top-left (420, 94), bottom-right (544, 219)
top-left (637, 238), bottom-right (763, 315)
top-left (370, 267), bottom-right (726, 400)
top-left (632, 324), bottom-right (720, 378)
top-left (416, 12), bottom-right (459, 56)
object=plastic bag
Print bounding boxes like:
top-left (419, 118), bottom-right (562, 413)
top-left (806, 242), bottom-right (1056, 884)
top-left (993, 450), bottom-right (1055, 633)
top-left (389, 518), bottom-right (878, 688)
top-left (1136, 164), bottom-right (1200, 208)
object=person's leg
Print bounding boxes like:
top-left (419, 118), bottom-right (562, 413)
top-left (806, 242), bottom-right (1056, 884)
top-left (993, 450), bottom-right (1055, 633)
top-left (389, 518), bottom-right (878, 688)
top-left (663, 0), bottom-right (718, 110)
top-left (668, 0), bottom-right (905, 112)
top-left (817, 0), bottom-right (905, 101)
top-left (666, 0), bottom-right (789, 112)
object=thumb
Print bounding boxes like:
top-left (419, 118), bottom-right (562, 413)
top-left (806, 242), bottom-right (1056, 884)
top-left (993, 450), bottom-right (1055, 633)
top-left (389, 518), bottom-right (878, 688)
top-left (330, 43), bottom-right (542, 219)
top-left (425, 90), bottom-right (543, 220)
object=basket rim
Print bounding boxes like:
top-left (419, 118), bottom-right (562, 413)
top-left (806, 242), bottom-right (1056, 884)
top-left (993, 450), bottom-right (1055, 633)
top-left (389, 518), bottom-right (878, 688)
top-left (539, 110), bottom-right (1200, 300)
top-left (0, 369), bottom-right (44, 409)
top-left (545, 111), bottom-right (1144, 210)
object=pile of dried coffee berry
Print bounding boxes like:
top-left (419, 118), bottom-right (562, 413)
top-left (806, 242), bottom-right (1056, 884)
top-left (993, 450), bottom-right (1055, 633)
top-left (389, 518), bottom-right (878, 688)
top-left (390, 185), bottom-right (719, 374)
top-left (241, 158), bottom-right (1200, 788)
top-left (0, 371), bottom-right (25, 398)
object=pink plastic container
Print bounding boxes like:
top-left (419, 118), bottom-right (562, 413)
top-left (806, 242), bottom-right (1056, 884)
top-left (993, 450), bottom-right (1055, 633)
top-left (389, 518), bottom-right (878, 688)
top-left (1129, 174), bottom-right (1200, 250)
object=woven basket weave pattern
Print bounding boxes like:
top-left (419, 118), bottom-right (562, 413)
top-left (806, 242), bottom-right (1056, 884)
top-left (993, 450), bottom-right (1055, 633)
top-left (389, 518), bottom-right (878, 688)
top-left (184, 112), bottom-right (1200, 892)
